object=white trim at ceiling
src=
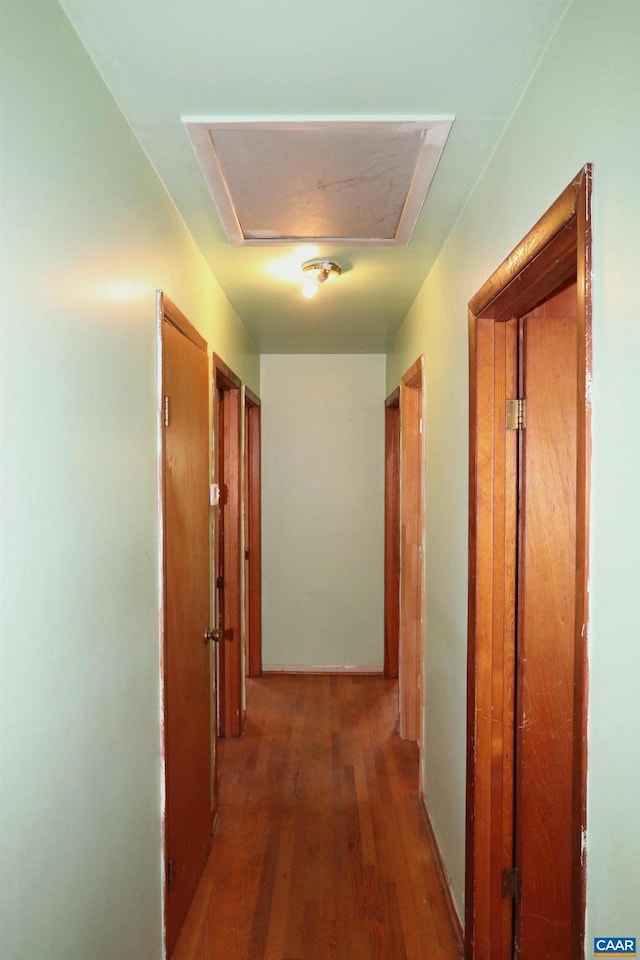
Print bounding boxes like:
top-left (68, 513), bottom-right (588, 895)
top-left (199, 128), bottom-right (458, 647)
top-left (183, 118), bottom-right (454, 247)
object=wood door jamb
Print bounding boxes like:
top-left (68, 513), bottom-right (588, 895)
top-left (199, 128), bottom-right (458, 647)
top-left (465, 165), bottom-right (592, 960)
top-left (398, 356), bottom-right (426, 745)
top-left (245, 385), bottom-right (261, 408)
top-left (385, 386), bottom-right (400, 408)
top-left (384, 387), bottom-right (400, 678)
top-left (159, 293), bottom-right (207, 351)
top-left (214, 352), bottom-right (242, 391)
top-left (213, 355), bottom-right (243, 738)
top-left (244, 390), bottom-right (262, 678)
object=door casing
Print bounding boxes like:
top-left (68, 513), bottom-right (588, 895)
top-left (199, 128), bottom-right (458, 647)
top-left (465, 166), bottom-right (592, 959)
top-left (244, 387), bottom-right (262, 678)
top-left (158, 293), bottom-right (214, 955)
top-left (384, 387), bottom-right (400, 679)
top-left (399, 357), bottom-right (425, 745)
top-left (214, 354), bottom-right (243, 738)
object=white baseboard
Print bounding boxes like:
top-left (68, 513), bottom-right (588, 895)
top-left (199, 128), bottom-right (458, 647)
top-left (262, 664), bottom-right (383, 675)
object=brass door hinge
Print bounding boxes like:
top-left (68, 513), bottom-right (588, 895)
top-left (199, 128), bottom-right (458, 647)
top-left (506, 397), bottom-right (526, 430)
top-left (501, 866), bottom-right (522, 903)
top-left (167, 859), bottom-right (174, 891)
top-left (163, 396), bottom-right (170, 427)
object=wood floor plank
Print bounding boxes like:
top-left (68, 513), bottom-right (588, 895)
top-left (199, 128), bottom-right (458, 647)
top-left (173, 675), bottom-right (463, 960)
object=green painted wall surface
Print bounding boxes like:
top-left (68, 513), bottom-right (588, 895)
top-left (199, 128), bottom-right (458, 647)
top-left (387, 0), bottom-right (640, 934)
top-left (261, 354), bottom-right (385, 670)
top-left (0, 2), bottom-right (257, 958)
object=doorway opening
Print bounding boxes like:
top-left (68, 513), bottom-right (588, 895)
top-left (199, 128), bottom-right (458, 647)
top-left (466, 166), bottom-right (592, 959)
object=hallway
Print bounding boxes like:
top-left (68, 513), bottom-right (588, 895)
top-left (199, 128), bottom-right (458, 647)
top-left (172, 675), bottom-right (463, 960)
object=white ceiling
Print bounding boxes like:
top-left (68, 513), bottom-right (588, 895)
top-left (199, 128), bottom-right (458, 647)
top-left (60, 0), bottom-right (571, 353)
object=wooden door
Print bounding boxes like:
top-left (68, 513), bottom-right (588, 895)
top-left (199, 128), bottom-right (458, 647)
top-left (244, 388), bottom-right (262, 678)
top-left (513, 284), bottom-right (577, 956)
top-left (399, 357), bottom-right (425, 743)
top-left (213, 356), bottom-right (243, 737)
top-left (215, 384), bottom-right (226, 734)
top-left (160, 297), bottom-right (214, 956)
top-left (466, 167), bottom-right (591, 960)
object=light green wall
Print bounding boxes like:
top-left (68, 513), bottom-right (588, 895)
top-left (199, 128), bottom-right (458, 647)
top-left (387, 0), bottom-right (640, 934)
top-left (0, 3), bottom-right (258, 958)
top-left (261, 354), bottom-right (385, 670)
top-left (3, 0), bottom-right (638, 951)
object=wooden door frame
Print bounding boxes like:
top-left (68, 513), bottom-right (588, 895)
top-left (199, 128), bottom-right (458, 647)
top-left (214, 354), bottom-right (243, 738)
top-left (384, 388), bottom-right (400, 678)
top-left (465, 166), bottom-right (592, 959)
top-left (157, 292), bottom-right (214, 953)
top-left (244, 387), bottom-right (262, 678)
top-left (398, 357), bottom-right (425, 744)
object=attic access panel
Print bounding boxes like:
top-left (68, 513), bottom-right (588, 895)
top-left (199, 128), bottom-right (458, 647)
top-left (183, 120), bottom-right (453, 246)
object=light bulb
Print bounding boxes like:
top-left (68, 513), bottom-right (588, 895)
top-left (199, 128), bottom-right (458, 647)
top-left (302, 277), bottom-right (319, 299)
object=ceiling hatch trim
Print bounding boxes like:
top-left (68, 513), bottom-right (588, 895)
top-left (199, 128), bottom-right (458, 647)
top-left (183, 119), bottom-right (454, 247)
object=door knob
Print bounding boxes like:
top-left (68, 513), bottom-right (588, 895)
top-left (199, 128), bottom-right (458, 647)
top-left (204, 629), bottom-right (222, 644)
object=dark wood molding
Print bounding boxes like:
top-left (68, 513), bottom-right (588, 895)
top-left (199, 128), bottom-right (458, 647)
top-left (572, 164), bottom-right (592, 960)
top-left (244, 385), bottom-right (261, 408)
top-left (385, 386), bottom-right (400, 408)
top-left (384, 400), bottom-right (400, 678)
top-left (398, 356), bottom-right (425, 743)
top-left (401, 356), bottom-right (423, 390)
top-left (469, 171), bottom-right (585, 320)
top-left (157, 292), bottom-right (207, 352)
top-left (245, 398), bottom-right (262, 678)
top-left (213, 352), bottom-right (242, 391)
top-left (466, 165), bottom-right (592, 960)
top-left (214, 356), bottom-right (243, 738)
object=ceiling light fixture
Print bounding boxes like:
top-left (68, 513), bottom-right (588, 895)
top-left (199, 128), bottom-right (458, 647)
top-left (301, 259), bottom-right (342, 299)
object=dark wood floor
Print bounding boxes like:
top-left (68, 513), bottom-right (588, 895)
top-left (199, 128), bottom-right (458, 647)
top-left (172, 674), bottom-right (463, 960)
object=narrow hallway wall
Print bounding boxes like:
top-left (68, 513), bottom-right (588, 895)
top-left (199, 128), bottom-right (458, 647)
top-left (0, 3), bottom-right (258, 958)
top-left (386, 0), bottom-right (640, 937)
top-left (261, 354), bottom-right (385, 671)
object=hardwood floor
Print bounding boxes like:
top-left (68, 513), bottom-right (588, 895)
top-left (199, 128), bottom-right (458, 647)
top-left (172, 675), bottom-right (463, 960)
